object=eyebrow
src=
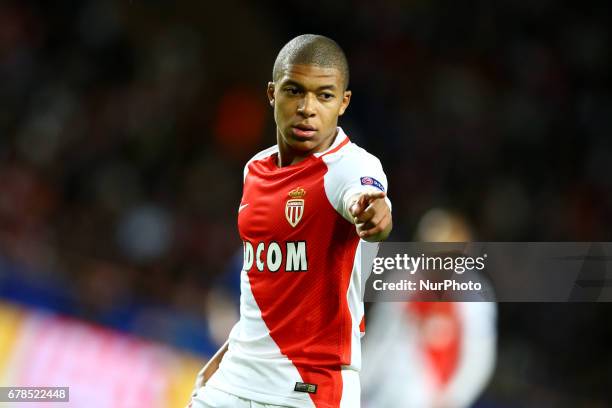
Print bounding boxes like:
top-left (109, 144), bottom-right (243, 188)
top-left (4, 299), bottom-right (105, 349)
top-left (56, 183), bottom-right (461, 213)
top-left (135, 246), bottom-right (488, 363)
top-left (281, 79), bottom-right (338, 91)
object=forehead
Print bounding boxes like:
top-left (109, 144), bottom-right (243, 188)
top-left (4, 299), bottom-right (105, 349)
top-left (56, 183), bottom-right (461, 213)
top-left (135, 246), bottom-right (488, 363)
top-left (277, 64), bottom-right (343, 88)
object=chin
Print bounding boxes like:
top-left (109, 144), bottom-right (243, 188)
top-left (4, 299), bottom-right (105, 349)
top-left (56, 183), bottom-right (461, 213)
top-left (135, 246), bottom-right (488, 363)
top-left (289, 140), bottom-right (317, 152)
top-left (281, 133), bottom-right (315, 150)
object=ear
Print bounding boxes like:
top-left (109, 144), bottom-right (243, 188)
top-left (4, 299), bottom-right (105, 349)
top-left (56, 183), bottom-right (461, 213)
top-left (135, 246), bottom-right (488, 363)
top-left (338, 90), bottom-right (352, 116)
top-left (267, 82), bottom-right (275, 107)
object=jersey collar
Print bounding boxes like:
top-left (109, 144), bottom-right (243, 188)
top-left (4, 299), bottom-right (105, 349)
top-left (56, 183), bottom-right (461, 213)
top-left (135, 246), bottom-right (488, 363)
top-left (313, 127), bottom-right (349, 158)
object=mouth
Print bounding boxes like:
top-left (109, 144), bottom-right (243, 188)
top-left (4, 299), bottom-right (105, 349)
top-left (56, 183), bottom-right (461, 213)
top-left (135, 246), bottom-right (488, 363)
top-left (291, 124), bottom-right (317, 138)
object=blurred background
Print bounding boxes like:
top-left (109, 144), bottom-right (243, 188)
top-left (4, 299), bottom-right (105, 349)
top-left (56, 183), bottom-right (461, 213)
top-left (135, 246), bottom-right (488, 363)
top-left (1, 0), bottom-right (611, 406)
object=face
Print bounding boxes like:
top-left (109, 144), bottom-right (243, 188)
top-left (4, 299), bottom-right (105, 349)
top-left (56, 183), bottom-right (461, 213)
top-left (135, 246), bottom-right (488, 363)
top-left (267, 64), bottom-right (351, 157)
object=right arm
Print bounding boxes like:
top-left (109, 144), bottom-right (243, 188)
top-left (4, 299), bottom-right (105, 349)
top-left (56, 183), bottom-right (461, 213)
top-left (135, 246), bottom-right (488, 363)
top-left (194, 340), bottom-right (229, 388)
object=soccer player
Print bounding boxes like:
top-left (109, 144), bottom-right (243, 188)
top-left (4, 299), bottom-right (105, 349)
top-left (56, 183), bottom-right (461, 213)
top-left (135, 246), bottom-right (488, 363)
top-left (189, 34), bottom-right (392, 408)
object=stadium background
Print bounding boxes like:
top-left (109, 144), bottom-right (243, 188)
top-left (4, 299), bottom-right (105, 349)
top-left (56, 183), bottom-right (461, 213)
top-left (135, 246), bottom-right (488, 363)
top-left (0, 0), bottom-right (611, 406)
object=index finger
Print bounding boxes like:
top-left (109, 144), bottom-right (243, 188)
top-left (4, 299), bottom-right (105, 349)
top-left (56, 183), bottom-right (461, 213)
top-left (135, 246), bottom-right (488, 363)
top-left (362, 190), bottom-right (386, 203)
top-left (349, 191), bottom-right (387, 217)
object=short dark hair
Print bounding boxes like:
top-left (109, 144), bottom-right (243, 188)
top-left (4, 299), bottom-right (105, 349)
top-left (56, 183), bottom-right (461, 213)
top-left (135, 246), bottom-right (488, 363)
top-left (272, 34), bottom-right (350, 90)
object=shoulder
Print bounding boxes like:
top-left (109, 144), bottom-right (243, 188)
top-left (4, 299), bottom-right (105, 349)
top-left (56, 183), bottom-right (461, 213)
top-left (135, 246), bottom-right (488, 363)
top-left (243, 145), bottom-right (278, 181)
top-left (319, 128), bottom-right (384, 170)
top-left (336, 141), bottom-right (383, 166)
top-left (322, 140), bottom-right (387, 183)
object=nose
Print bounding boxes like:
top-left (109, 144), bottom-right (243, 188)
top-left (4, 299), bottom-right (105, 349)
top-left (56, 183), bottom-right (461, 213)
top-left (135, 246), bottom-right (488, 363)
top-left (297, 93), bottom-right (316, 117)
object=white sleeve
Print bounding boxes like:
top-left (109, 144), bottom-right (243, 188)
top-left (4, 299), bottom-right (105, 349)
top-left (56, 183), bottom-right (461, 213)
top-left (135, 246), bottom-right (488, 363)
top-left (322, 145), bottom-right (392, 224)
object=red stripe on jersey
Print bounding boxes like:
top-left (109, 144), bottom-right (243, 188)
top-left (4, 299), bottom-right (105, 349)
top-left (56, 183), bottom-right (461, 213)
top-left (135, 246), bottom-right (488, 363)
top-left (320, 135), bottom-right (350, 158)
top-left (240, 149), bottom-right (358, 408)
top-left (408, 302), bottom-right (461, 387)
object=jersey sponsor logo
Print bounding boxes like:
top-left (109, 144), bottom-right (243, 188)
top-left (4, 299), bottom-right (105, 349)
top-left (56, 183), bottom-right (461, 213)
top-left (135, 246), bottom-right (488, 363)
top-left (294, 382), bottom-right (317, 394)
top-left (243, 241), bottom-right (308, 272)
top-left (361, 176), bottom-right (385, 192)
top-left (285, 187), bottom-right (306, 227)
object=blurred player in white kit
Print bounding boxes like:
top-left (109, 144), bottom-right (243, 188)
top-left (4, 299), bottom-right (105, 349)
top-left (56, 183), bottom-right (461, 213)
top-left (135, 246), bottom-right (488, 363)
top-left (361, 209), bottom-right (497, 408)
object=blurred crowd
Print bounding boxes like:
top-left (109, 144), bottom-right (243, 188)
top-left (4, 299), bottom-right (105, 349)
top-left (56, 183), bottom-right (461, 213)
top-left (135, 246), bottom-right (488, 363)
top-left (1, 0), bottom-right (611, 405)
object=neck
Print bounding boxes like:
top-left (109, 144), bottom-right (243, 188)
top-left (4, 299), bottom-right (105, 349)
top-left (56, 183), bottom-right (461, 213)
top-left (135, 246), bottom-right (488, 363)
top-left (277, 147), bottom-right (308, 167)
top-left (276, 128), bottom-right (338, 167)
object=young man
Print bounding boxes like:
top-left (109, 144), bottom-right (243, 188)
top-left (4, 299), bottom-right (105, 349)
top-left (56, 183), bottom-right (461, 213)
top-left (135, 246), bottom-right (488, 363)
top-left (189, 34), bottom-right (392, 408)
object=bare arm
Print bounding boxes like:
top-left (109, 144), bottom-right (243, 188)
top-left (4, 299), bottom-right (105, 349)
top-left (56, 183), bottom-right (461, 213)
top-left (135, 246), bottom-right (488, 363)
top-left (195, 340), bottom-right (229, 388)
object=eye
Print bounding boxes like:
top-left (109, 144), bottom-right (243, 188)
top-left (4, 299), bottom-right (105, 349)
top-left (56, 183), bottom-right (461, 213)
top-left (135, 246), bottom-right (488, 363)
top-left (284, 87), bottom-right (301, 95)
top-left (320, 93), bottom-right (335, 100)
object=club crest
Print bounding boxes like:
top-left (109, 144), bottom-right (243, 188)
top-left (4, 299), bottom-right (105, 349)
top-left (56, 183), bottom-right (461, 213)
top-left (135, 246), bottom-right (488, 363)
top-left (285, 187), bottom-right (306, 227)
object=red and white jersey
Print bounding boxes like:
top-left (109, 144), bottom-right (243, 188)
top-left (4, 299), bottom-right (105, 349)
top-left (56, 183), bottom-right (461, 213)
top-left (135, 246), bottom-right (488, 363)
top-left (361, 301), bottom-right (497, 408)
top-left (207, 128), bottom-right (390, 408)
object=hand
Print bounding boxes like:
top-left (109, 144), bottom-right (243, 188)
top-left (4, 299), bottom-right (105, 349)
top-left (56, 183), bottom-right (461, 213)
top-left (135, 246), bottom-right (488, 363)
top-left (349, 191), bottom-right (392, 241)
